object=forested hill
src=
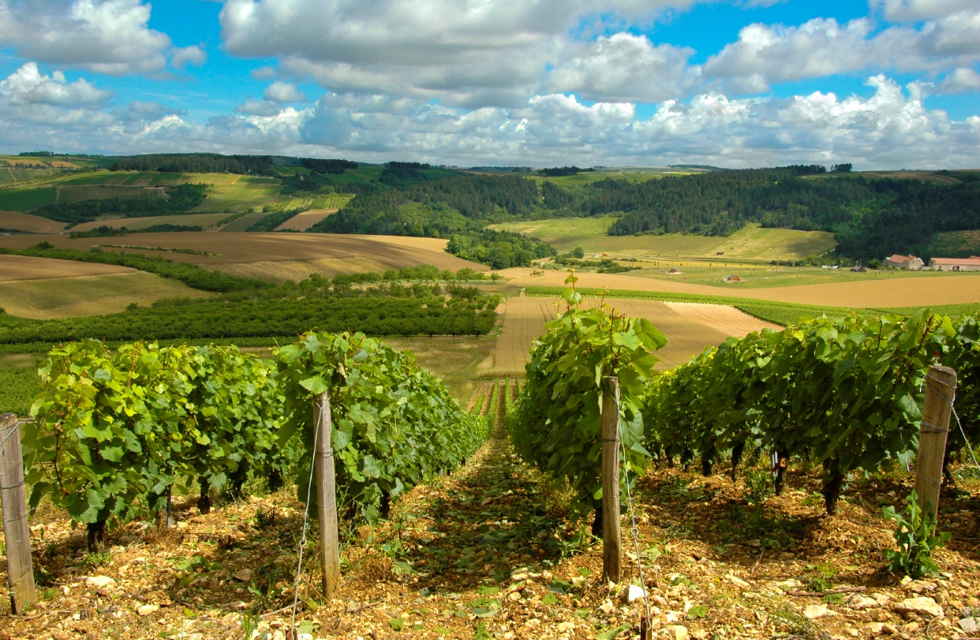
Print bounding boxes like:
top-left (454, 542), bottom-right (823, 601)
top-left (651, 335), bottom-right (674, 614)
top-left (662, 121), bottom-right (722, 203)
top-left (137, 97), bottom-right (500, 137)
top-left (108, 153), bottom-right (358, 176)
top-left (313, 173), bottom-right (540, 236)
top-left (597, 167), bottom-right (980, 260)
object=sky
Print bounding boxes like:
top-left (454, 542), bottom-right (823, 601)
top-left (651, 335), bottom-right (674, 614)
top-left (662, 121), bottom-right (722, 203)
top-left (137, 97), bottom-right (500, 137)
top-left (0, 0), bottom-right (978, 169)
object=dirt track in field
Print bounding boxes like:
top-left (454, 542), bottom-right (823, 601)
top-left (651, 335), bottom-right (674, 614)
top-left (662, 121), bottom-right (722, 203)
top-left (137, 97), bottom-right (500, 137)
top-left (497, 268), bottom-right (980, 309)
top-left (491, 294), bottom-right (779, 376)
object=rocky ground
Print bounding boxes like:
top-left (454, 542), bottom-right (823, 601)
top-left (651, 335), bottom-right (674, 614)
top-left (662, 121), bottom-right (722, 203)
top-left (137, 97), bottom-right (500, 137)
top-left (2, 415), bottom-right (978, 639)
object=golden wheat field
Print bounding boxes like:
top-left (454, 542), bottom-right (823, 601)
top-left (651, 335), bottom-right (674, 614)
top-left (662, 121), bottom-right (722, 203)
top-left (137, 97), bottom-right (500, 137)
top-left (274, 208), bottom-right (339, 231)
top-left (0, 272), bottom-right (212, 319)
top-left (0, 232), bottom-right (487, 280)
top-left (497, 267), bottom-right (980, 309)
top-left (489, 294), bottom-right (779, 376)
top-left (0, 210), bottom-right (64, 234)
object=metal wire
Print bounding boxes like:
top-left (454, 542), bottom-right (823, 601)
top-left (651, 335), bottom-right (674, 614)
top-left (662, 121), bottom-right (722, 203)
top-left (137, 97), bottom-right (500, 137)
top-left (291, 399), bottom-right (324, 634)
top-left (618, 412), bottom-right (653, 627)
top-left (924, 372), bottom-right (979, 473)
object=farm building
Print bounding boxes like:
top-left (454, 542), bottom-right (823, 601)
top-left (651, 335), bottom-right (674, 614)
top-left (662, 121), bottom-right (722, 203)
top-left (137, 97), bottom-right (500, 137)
top-left (883, 254), bottom-right (925, 270)
top-left (929, 256), bottom-right (980, 271)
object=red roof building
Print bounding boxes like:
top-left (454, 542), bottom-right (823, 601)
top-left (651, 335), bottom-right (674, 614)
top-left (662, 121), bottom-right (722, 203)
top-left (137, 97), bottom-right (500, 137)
top-left (930, 257), bottom-right (980, 272)
top-left (883, 254), bottom-right (925, 270)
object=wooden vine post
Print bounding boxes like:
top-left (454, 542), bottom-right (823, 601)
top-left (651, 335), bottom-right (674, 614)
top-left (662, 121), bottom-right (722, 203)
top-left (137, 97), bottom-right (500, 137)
top-left (914, 365), bottom-right (956, 528)
top-left (601, 377), bottom-right (622, 583)
top-left (313, 394), bottom-right (341, 599)
top-left (0, 414), bottom-right (36, 614)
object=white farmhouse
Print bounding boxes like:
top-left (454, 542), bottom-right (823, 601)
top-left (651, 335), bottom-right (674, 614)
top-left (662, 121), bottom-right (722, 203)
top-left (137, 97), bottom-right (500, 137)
top-left (883, 254), bottom-right (925, 270)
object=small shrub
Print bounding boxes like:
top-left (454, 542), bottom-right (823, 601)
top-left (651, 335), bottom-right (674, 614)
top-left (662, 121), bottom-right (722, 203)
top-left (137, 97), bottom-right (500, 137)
top-left (882, 491), bottom-right (949, 579)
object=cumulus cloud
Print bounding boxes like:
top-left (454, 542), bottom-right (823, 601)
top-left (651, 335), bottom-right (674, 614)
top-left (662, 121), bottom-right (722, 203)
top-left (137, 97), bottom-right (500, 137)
top-left (704, 12), bottom-right (980, 91)
top-left (263, 81), bottom-right (305, 103)
top-left (0, 0), bottom-right (173, 75)
top-left (289, 74), bottom-right (980, 169)
top-left (0, 62), bottom-right (111, 107)
top-left (235, 99), bottom-right (283, 116)
top-left (171, 45), bottom-right (207, 70)
top-left (704, 18), bottom-right (874, 90)
top-left (548, 33), bottom-right (697, 102)
top-left (113, 100), bottom-right (184, 122)
top-left (217, 0), bottom-right (704, 106)
top-left (871, 0), bottom-right (977, 22)
top-left (936, 67), bottom-right (980, 93)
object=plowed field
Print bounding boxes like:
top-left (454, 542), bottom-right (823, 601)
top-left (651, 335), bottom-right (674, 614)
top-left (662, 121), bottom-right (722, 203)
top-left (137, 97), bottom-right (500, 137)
top-left (0, 210), bottom-right (64, 234)
top-left (0, 232), bottom-right (487, 281)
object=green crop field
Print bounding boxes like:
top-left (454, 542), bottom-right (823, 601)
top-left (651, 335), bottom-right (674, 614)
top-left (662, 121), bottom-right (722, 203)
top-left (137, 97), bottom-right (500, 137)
top-left (0, 166), bottom-right (58, 183)
top-left (490, 218), bottom-right (837, 262)
top-left (56, 185), bottom-right (164, 203)
top-left (0, 186), bottom-right (58, 210)
top-left (190, 180), bottom-right (283, 213)
top-left (526, 167), bottom-right (697, 187)
top-left (178, 173), bottom-right (246, 186)
top-left (57, 171), bottom-right (154, 186)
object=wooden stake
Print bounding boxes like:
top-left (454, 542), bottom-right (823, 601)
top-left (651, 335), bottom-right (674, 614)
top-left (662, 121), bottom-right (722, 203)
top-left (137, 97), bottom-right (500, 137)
top-left (314, 394), bottom-right (341, 599)
top-left (0, 414), bottom-right (36, 614)
top-left (914, 365), bottom-right (956, 527)
top-left (601, 376), bottom-right (622, 584)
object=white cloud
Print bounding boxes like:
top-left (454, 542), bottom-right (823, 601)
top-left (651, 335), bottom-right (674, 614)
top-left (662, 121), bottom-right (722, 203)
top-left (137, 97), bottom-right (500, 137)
top-left (218, 0), bottom-right (704, 106)
top-left (704, 12), bottom-right (980, 91)
top-left (871, 0), bottom-right (977, 22)
top-left (171, 45), bottom-right (207, 70)
top-left (704, 18), bottom-right (874, 90)
top-left (235, 98), bottom-right (283, 116)
top-left (0, 62), bottom-right (111, 107)
top-left (936, 67), bottom-right (980, 93)
top-left (548, 33), bottom-right (697, 102)
top-left (0, 0), bottom-right (173, 75)
top-left (113, 100), bottom-right (184, 122)
top-left (263, 81), bottom-right (305, 103)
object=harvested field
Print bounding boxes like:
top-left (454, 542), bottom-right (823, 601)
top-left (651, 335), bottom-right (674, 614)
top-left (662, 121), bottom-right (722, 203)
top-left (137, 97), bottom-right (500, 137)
top-left (490, 220), bottom-right (836, 262)
top-left (492, 296), bottom-right (555, 376)
top-left (490, 294), bottom-right (778, 376)
top-left (496, 268), bottom-right (980, 309)
top-left (275, 208), bottom-right (339, 231)
top-left (0, 254), bottom-right (134, 282)
top-left (662, 301), bottom-right (781, 337)
top-left (0, 271), bottom-right (212, 319)
top-left (0, 210), bottom-right (64, 233)
top-left (0, 232), bottom-right (487, 281)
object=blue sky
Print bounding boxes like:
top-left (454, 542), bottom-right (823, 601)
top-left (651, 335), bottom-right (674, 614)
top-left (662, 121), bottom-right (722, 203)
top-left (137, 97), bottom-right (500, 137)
top-left (0, 0), bottom-right (978, 169)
